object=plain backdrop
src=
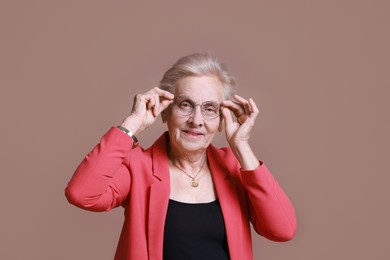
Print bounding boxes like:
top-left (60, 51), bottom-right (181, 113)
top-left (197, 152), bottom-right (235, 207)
top-left (1, 0), bottom-right (389, 259)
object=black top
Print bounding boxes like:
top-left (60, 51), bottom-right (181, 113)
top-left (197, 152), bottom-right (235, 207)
top-left (163, 199), bottom-right (230, 260)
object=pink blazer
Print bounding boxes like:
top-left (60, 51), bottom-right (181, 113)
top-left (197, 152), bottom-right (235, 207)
top-left (65, 127), bottom-right (297, 260)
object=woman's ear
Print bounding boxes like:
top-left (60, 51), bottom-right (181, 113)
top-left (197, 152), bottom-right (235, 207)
top-left (218, 116), bottom-right (224, 132)
top-left (161, 111), bottom-right (167, 123)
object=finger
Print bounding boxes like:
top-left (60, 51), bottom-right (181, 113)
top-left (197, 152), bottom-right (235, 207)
top-left (222, 100), bottom-right (245, 115)
top-left (153, 94), bottom-right (160, 117)
top-left (222, 107), bottom-right (234, 125)
top-left (240, 99), bottom-right (259, 125)
top-left (244, 101), bottom-right (252, 114)
top-left (223, 100), bottom-right (247, 124)
top-left (248, 98), bottom-right (259, 115)
top-left (146, 95), bottom-right (155, 110)
top-left (160, 99), bottom-right (174, 112)
top-left (154, 87), bottom-right (175, 100)
top-left (234, 95), bottom-right (252, 114)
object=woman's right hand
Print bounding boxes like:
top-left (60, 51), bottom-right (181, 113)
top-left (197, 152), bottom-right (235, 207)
top-left (120, 87), bottom-right (174, 134)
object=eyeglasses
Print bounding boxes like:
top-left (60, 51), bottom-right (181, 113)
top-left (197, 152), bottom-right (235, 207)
top-left (173, 96), bottom-right (223, 120)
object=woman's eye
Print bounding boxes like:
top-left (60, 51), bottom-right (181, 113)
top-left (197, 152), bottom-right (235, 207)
top-left (203, 104), bottom-right (218, 113)
top-left (180, 101), bottom-right (193, 109)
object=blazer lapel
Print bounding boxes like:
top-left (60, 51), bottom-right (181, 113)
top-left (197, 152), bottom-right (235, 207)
top-left (148, 133), bottom-right (170, 260)
top-left (207, 146), bottom-right (243, 260)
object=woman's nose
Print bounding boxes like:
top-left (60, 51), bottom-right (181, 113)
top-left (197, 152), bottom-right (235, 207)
top-left (188, 106), bottom-right (204, 126)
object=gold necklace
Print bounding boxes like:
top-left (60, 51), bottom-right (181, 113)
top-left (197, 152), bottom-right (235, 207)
top-left (174, 159), bottom-right (207, 188)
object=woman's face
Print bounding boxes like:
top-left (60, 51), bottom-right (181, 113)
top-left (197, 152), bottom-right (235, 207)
top-left (163, 75), bottom-right (224, 154)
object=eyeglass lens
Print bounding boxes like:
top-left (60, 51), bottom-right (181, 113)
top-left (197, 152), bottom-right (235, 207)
top-left (174, 97), bottom-right (222, 119)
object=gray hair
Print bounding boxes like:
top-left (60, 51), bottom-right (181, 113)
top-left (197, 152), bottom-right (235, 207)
top-left (159, 53), bottom-right (235, 100)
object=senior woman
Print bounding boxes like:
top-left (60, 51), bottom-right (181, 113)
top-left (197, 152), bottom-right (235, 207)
top-left (65, 53), bottom-right (297, 260)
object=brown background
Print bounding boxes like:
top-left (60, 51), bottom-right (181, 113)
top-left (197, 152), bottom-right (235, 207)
top-left (1, 0), bottom-right (389, 259)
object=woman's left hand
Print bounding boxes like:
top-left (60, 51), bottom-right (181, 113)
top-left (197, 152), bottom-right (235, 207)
top-left (221, 95), bottom-right (259, 149)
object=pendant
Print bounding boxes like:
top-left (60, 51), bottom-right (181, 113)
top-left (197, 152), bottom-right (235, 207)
top-left (191, 180), bottom-right (199, 187)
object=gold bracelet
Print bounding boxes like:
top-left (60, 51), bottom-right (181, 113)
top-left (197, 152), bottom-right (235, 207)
top-left (117, 125), bottom-right (139, 148)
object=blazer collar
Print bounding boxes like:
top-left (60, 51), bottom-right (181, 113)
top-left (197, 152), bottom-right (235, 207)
top-left (207, 144), bottom-right (230, 178)
top-left (151, 132), bottom-right (171, 181)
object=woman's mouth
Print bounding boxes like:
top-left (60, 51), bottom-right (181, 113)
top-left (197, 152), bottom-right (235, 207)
top-left (183, 130), bottom-right (204, 137)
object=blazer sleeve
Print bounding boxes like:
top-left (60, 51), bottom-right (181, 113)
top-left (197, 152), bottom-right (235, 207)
top-left (65, 127), bottom-right (135, 212)
top-left (240, 163), bottom-right (297, 242)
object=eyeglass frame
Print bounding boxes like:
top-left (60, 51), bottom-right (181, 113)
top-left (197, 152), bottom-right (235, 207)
top-left (171, 96), bottom-right (224, 120)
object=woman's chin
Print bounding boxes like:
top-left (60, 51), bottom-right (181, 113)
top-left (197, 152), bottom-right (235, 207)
top-left (177, 139), bottom-right (207, 153)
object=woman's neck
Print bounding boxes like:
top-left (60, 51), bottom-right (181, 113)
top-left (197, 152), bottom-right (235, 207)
top-left (167, 142), bottom-right (207, 171)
